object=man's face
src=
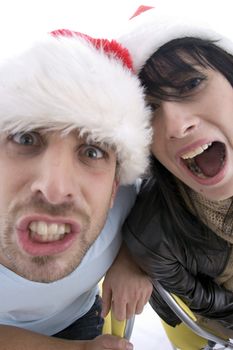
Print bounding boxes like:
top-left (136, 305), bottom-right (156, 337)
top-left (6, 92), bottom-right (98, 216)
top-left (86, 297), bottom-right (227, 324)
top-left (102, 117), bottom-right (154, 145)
top-left (0, 130), bottom-right (118, 282)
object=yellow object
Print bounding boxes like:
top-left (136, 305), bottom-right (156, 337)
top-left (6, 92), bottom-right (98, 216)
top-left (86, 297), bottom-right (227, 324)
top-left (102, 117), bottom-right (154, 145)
top-left (159, 290), bottom-right (231, 349)
top-left (99, 279), bottom-right (128, 338)
top-left (102, 311), bottom-right (126, 337)
top-left (162, 319), bottom-right (207, 350)
top-left (171, 294), bottom-right (197, 322)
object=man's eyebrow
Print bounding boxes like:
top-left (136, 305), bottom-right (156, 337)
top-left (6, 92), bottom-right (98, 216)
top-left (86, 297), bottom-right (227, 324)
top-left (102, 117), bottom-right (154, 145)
top-left (77, 137), bottom-right (114, 150)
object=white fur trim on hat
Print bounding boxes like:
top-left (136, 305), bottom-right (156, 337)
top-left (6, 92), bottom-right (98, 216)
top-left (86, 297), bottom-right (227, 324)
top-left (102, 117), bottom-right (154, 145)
top-left (0, 32), bottom-right (152, 185)
top-left (118, 0), bottom-right (233, 73)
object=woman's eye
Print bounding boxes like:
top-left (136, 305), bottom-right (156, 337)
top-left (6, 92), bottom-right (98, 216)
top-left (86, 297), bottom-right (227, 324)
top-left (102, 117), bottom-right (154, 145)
top-left (151, 103), bottom-right (161, 111)
top-left (180, 77), bottom-right (203, 94)
top-left (10, 132), bottom-right (41, 146)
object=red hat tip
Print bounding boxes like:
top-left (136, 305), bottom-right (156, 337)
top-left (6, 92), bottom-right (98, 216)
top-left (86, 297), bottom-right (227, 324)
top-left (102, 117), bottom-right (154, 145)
top-left (130, 5), bottom-right (154, 19)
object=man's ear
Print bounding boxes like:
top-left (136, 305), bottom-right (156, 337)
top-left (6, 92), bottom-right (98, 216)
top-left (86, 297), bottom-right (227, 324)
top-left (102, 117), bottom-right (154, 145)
top-left (110, 180), bottom-right (119, 208)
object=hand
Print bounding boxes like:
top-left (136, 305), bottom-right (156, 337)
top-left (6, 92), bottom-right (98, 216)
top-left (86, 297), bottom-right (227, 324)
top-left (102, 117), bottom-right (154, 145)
top-left (102, 244), bottom-right (153, 321)
top-left (83, 334), bottom-right (133, 350)
top-left (0, 325), bottom-right (133, 350)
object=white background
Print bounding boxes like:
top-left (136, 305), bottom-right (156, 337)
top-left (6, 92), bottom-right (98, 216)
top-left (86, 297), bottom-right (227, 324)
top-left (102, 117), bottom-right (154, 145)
top-left (0, 0), bottom-right (159, 60)
top-left (0, 1), bottom-right (172, 348)
top-left (131, 303), bottom-right (173, 349)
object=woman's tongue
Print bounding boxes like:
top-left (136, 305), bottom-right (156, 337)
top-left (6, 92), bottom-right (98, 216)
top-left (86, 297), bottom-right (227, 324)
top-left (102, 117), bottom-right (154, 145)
top-left (194, 142), bottom-right (225, 177)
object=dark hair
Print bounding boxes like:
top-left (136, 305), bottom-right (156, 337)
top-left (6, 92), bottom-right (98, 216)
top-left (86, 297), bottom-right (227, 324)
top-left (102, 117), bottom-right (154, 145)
top-left (139, 37), bottom-right (233, 244)
top-left (139, 37), bottom-right (233, 101)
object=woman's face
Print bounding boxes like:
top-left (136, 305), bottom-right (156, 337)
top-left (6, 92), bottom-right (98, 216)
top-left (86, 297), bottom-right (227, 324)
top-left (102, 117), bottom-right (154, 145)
top-left (151, 64), bottom-right (233, 201)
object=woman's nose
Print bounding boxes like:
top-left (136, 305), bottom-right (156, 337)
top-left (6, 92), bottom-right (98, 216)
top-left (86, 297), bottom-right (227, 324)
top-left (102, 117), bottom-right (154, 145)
top-left (161, 101), bottom-right (200, 139)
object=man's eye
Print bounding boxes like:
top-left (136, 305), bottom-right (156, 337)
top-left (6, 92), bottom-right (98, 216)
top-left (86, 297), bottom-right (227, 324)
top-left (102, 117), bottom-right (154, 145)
top-left (80, 145), bottom-right (105, 160)
top-left (78, 144), bottom-right (112, 170)
top-left (10, 132), bottom-right (41, 146)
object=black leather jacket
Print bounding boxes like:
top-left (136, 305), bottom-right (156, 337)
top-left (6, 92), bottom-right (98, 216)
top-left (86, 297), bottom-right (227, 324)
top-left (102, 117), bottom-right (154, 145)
top-left (123, 178), bottom-right (233, 327)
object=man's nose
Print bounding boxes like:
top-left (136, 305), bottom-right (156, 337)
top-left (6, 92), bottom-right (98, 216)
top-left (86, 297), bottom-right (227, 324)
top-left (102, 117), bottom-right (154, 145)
top-left (31, 146), bottom-right (78, 205)
top-left (161, 101), bottom-right (200, 139)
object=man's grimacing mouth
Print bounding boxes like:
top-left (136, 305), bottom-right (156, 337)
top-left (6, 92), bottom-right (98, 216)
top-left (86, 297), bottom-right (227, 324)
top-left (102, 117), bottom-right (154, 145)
top-left (29, 221), bottom-right (71, 242)
top-left (180, 141), bottom-right (226, 179)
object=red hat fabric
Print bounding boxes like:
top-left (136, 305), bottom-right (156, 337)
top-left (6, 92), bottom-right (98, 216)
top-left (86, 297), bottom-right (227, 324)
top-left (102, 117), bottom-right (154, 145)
top-left (129, 5), bottom-right (154, 20)
top-left (51, 29), bottom-right (134, 71)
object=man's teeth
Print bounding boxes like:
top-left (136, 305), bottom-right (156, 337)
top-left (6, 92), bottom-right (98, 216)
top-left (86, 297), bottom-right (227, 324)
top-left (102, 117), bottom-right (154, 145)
top-left (29, 221), bottom-right (71, 237)
top-left (181, 142), bottom-right (212, 159)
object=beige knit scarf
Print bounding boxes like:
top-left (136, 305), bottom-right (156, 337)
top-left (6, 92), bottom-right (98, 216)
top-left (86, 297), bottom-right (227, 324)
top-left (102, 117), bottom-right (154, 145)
top-left (177, 180), bottom-right (233, 242)
top-left (177, 180), bottom-right (233, 290)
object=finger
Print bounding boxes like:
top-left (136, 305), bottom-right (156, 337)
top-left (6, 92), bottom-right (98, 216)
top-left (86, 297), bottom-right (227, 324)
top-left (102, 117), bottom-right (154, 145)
top-left (134, 288), bottom-right (152, 315)
top-left (135, 299), bottom-right (146, 315)
top-left (118, 338), bottom-right (134, 350)
top-left (146, 282), bottom-right (153, 300)
top-left (112, 299), bottom-right (127, 321)
top-left (101, 284), bottom-right (112, 318)
top-left (143, 288), bottom-right (152, 307)
top-left (102, 335), bottom-right (134, 349)
top-left (125, 302), bottom-right (137, 320)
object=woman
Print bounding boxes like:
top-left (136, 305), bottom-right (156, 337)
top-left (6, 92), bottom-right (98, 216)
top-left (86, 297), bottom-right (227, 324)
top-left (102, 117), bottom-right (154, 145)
top-left (119, 0), bottom-right (233, 340)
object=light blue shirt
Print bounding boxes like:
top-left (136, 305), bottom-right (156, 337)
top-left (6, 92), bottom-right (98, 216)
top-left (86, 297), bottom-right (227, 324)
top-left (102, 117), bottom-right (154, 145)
top-left (0, 185), bottom-right (136, 335)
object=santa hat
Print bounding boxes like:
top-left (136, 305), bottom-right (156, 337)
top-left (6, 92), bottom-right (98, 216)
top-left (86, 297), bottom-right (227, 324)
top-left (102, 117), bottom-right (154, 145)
top-left (118, 0), bottom-right (233, 73)
top-left (0, 29), bottom-right (152, 185)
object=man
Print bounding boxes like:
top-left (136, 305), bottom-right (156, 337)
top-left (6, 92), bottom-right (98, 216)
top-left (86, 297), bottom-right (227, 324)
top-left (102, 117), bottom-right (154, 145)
top-left (0, 30), bottom-right (152, 349)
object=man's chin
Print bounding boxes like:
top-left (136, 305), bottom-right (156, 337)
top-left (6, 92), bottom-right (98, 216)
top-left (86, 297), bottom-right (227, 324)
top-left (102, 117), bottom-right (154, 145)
top-left (13, 257), bottom-right (80, 283)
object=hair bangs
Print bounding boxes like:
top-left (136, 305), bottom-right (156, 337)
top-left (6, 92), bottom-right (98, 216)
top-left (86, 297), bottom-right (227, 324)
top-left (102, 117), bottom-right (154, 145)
top-left (139, 38), bottom-right (221, 104)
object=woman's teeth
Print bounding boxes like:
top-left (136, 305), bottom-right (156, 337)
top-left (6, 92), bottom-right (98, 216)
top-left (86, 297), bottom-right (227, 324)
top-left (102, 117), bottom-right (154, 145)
top-left (181, 142), bottom-right (212, 159)
top-left (29, 221), bottom-right (71, 242)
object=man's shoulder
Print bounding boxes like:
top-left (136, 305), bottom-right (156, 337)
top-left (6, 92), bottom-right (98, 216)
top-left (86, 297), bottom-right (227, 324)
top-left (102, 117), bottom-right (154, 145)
top-left (110, 184), bottom-right (137, 216)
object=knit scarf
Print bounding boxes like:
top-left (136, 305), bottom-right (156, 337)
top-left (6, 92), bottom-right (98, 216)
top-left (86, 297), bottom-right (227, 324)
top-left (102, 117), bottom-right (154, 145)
top-left (177, 180), bottom-right (233, 290)
top-left (177, 181), bottom-right (233, 242)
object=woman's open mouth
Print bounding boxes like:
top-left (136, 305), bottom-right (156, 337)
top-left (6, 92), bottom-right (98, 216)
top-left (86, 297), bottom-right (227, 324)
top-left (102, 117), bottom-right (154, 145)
top-left (181, 141), bottom-right (226, 180)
